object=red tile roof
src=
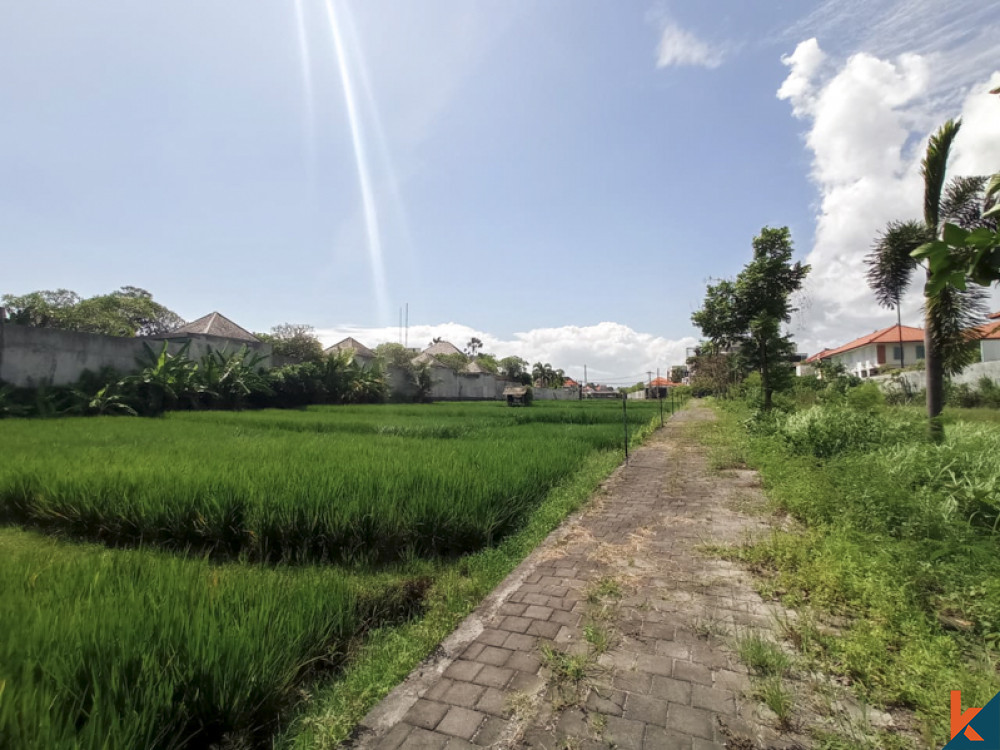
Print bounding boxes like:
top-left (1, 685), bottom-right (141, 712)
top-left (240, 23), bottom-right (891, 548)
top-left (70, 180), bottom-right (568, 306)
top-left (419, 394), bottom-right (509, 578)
top-left (804, 324), bottom-right (925, 364)
top-left (649, 377), bottom-right (679, 387)
top-left (971, 320), bottom-right (1000, 340)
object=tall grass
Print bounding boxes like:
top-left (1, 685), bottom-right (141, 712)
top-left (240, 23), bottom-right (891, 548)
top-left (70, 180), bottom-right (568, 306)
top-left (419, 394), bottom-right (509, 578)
top-left (0, 399), bottom-right (673, 749)
top-left (0, 528), bottom-right (422, 750)
top-left (708, 399), bottom-right (1000, 745)
top-left (0, 402), bottom-right (663, 563)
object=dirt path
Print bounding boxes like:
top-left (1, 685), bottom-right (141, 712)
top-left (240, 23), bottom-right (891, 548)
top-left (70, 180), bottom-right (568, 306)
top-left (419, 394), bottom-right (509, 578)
top-left (350, 404), bottom-right (809, 749)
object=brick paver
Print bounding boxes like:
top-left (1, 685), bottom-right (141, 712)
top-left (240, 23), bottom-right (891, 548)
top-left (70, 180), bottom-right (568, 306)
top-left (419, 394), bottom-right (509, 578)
top-left (353, 405), bottom-right (804, 749)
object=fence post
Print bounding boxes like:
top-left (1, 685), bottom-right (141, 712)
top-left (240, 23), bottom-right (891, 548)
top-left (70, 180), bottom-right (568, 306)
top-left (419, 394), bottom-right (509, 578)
top-left (621, 393), bottom-right (629, 464)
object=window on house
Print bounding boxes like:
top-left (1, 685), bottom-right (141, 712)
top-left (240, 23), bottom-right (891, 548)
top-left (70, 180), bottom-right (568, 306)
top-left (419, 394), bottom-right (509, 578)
top-left (893, 346), bottom-right (902, 361)
top-left (916, 344), bottom-right (925, 360)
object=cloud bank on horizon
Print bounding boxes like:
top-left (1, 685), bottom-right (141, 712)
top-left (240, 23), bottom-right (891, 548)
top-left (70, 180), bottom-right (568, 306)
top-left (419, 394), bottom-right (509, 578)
top-left (777, 35), bottom-right (1000, 355)
top-left (316, 321), bottom-right (698, 385)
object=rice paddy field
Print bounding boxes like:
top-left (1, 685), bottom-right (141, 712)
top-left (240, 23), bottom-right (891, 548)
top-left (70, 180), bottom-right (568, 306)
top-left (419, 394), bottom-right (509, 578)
top-left (0, 399), bottom-right (673, 749)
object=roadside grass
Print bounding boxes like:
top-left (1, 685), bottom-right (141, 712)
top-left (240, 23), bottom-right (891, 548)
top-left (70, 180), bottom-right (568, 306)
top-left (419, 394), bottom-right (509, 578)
top-left (703, 401), bottom-right (1000, 747)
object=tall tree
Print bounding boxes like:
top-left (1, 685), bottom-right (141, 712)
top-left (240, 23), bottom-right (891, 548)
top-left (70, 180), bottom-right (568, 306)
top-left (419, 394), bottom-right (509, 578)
top-left (866, 120), bottom-right (991, 429)
top-left (256, 324), bottom-right (323, 363)
top-left (465, 337), bottom-right (483, 357)
top-left (692, 226), bottom-right (809, 410)
top-left (1, 286), bottom-right (183, 336)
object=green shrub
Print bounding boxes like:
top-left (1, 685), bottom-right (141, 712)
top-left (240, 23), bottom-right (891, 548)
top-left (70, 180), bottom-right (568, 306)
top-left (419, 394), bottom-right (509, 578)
top-left (779, 405), bottom-right (917, 458)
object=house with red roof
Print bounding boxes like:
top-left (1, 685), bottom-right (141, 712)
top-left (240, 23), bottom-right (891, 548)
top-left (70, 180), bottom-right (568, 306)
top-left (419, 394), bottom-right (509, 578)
top-left (798, 324), bottom-right (926, 379)
top-left (970, 311), bottom-right (1000, 363)
top-left (645, 376), bottom-right (679, 399)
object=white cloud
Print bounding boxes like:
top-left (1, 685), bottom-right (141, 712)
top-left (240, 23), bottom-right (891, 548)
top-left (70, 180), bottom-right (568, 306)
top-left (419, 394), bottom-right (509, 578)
top-left (785, 0), bottom-right (1000, 110)
top-left (950, 72), bottom-right (1000, 178)
top-left (778, 40), bottom-right (1000, 355)
top-left (316, 321), bottom-right (697, 384)
top-left (656, 22), bottom-right (724, 69)
top-left (776, 38), bottom-right (827, 117)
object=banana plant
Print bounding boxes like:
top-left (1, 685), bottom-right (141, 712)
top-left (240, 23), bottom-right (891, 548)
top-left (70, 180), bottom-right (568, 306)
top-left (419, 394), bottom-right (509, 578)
top-left (124, 341), bottom-right (206, 415)
top-left (200, 345), bottom-right (271, 410)
top-left (65, 385), bottom-right (138, 416)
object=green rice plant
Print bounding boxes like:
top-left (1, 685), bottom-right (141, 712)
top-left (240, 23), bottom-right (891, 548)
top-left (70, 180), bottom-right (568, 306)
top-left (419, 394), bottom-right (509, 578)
top-left (0, 402), bottom-right (668, 564)
top-left (0, 528), bottom-right (420, 750)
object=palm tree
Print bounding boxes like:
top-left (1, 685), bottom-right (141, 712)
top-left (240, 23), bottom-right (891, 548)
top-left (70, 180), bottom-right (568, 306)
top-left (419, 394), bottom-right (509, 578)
top-left (866, 120), bottom-right (989, 431)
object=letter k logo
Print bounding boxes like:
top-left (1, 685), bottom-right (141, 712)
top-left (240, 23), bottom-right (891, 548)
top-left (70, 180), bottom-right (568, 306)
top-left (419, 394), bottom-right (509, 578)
top-left (953, 690), bottom-right (985, 741)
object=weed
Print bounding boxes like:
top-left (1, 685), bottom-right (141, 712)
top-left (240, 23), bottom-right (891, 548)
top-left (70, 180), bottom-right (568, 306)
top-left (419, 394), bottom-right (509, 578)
top-left (736, 632), bottom-right (791, 677)
top-left (583, 622), bottom-right (613, 654)
top-left (587, 577), bottom-right (623, 604)
top-left (540, 643), bottom-right (595, 708)
top-left (755, 676), bottom-right (794, 729)
top-left (589, 712), bottom-right (608, 734)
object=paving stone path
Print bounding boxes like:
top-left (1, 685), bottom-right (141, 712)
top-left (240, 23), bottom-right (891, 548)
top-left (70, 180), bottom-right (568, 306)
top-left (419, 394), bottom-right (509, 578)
top-left (350, 404), bottom-right (805, 749)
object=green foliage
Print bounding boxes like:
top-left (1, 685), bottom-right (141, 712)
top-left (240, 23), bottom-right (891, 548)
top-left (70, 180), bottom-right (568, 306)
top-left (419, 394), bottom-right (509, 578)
top-left (123, 340), bottom-right (205, 416)
top-left (256, 323), bottom-right (324, 364)
top-left (0, 401), bottom-right (667, 565)
top-left (866, 120), bottom-right (994, 426)
top-left (0, 400), bottom-right (676, 749)
top-left (531, 362), bottom-right (566, 388)
top-left (434, 352), bottom-right (470, 371)
top-left (708, 399), bottom-right (1000, 745)
top-left (1, 286), bottom-right (183, 336)
top-left (737, 633), bottom-right (790, 677)
top-left (0, 529), bottom-right (419, 750)
top-left (198, 345), bottom-right (272, 410)
top-left (498, 356), bottom-right (531, 383)
top-left (692, 226), bottom-right (809, 409)
top-left (779, 405), bottom-right (920, 458)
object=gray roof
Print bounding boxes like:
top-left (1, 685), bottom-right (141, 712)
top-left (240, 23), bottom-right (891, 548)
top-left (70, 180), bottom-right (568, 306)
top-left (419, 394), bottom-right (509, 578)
top-left (167, 312), bottom-right (258, 342)
top-left (325, 337), bottom-right (375, 358)
top-left (462, 360), bottom-right (487, 374)
top-left (411, 352), bottom-right (450, 368)
top-left (423, 340), bottom-right (463, 357)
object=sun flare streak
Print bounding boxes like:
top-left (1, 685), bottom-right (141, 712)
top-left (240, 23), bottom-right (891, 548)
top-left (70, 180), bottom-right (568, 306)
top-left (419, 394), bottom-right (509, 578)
top-left (324, 0), bottom-right (389, 321)
top-left (292, 0), bottom-right (317, 183)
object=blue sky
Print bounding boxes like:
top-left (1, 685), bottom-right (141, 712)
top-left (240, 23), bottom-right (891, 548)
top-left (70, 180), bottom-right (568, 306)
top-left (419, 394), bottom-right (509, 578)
top-left (2, 1), bottom-right (998, 381)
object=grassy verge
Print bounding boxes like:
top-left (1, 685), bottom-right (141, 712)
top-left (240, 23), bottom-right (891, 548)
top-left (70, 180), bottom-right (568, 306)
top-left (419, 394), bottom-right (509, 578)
top-left (694, 402), bottom-right (1000, 748)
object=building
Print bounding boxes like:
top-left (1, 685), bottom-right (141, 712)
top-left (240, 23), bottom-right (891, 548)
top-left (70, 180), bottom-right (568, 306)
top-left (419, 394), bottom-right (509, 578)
top-left (970, 312), bottom-right (1000, 363)
top-left (325, 337), bottom-right (376, 366)
top-left (645, 376), bottom-right (679, 400)
top-left (163, 311), bottom-right (259, 343)
top-left (422, 340), bottom-right (464, 357)
top-left (800, 324), bottom-right (926, 378)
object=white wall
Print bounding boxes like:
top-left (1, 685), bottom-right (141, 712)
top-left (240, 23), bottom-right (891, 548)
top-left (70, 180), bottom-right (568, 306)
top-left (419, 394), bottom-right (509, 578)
top-left (982, 340), bottom-right (1000, 363)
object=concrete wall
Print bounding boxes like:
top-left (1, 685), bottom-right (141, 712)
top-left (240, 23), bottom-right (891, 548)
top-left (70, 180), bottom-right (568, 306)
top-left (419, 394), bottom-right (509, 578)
top-left (982, 340), bottom-right (1000, 363)
top-left (873, 360), bottom-right (1000, 393)
top-left (428, 367), bottom-right (503, 400)
top-left (533, 386), bottom-right (580, 401)
top-left (0, 323), bottom-right (272, 387)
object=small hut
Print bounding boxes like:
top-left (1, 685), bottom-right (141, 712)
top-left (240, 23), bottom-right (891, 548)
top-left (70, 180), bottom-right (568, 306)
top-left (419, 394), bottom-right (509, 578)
top-left (503, 385), bottom-right (530, 407)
